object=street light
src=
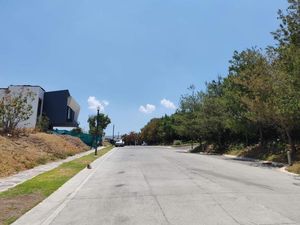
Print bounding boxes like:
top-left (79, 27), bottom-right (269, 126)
top-left (95, 106), bottom-right (100, 156)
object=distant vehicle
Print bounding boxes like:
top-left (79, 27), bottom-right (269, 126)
top-left (115, 139), bottom-right (125, 147)
top-left (141, 141), bottom-right (147, 146)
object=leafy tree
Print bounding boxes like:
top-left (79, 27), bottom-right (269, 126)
top-left (0, 89), bottom-right (34, 134)
top-left (178, 85), bottom-right (202, 113)
top-left (176, 86), bottom-right (205, 148)
top-left (138, 1), bottom-right (300, 159)
top-left (87, 113), bottom-right (111, 136)
top-left (140, 118), bottom-right (162, 145)
top-left (271, 0), bottom-right (300, 47)
top-left (159, 115), bottom-right (177, 144)
top-left (122, 131), bottom-right (140, 145)
top-left (201, 78), bottom-right (229, 149)
top-left (229, 49), bottom-right (273, 145)
top-left (221, 76), bottom-right (249, 143)
top-left (268, 0), bottom-right (300, 154)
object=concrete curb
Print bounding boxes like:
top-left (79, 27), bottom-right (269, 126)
top-left (278, 166), bottom-right (300, 176)
top-left (223, 154), bottom-right (285, 167)
top-left (12, 147), bottom-right (116, 225)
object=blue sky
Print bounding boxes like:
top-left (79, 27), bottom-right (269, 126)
top-left (0, 0), bottom-right (288, 135)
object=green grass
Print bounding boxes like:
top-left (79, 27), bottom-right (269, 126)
top-left (4, 217), bottom-right (17, 225)
top-left (0, 146), bottom-right (113, 224)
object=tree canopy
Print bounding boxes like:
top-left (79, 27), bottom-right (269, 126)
top-left (138, 1), bottom-right (300, 157)
top-left (87, 113), bottom-right (111, 137)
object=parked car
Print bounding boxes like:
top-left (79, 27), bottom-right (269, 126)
top-left (115, 139), bottom-right (125, 147)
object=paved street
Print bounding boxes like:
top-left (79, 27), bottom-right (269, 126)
top-left (14, 146), bottom-right (300, 225)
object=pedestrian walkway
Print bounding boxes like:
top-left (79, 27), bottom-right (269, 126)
top-left (0, 147), bottom-right (103, 193)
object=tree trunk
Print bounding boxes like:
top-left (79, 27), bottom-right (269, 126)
top-left (286, 129), bottom-right (296, 155)
top-left (245, 133), bottom-right (249, 146)
top-left (218, 133), bottom-right (222, 151)
top-left (198, 138), bottom-right (204, 152)
top-left (258, 126), bottom-right (263, 147)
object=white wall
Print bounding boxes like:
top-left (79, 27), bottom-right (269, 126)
top-left (0, 86), bottom-right (45, 128)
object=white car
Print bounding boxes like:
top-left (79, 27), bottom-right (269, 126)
top-left (115, 139), bottom-right (125, 147)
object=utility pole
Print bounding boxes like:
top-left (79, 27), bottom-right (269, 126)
top-left (112, 124), bottom-right (115, 141)
top-left (95, 106), bottom-right (100, 156)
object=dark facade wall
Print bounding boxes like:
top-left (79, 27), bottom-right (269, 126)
top-left (43, 90), bottom-right (75, 127)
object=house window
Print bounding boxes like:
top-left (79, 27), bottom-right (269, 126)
top-left (37, 98), bottom-right (42, 118)
top-left (67, 107), bottom-right (74, 121)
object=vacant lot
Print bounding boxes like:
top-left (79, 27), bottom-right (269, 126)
top-left (0, 133), bottom-right (89, 178)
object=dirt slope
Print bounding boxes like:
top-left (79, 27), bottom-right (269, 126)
top-left (0, 133), bottom-right (89, 178)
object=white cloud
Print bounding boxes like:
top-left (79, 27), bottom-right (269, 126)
top-left (160, 98), bottom-right (176, 110)
top-left (139, 104), bottom-right (156, 114)
top-left (88, 96), bottom-right (109, 112)
top-left (102, 100), bottom-right (109, 106)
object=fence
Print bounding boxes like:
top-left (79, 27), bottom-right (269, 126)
top-left (52, 129), bottom-right (101, 147)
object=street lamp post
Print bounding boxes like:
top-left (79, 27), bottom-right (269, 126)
top-left (95, 106), bottom-right (100, 156)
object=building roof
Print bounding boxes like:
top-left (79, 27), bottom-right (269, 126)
top-left (45, 89), bottom-right (70, 96)
top-left (8, 85), bottom-right (46, 92)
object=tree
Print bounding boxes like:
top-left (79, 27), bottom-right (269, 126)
top-left (137, 0), bottom-right (300, 158)
top-left (229, 49), bottom-right (273, 145)
top-left (176, 85), bottom-right (205, 148)
top-left (87, 113), bottom-right (111, 136)
top-left (200, 78), bottom-right (229, 150)
top-left (122, 131), bottom-right (140, 145)
top-left (0, 88), bottom-right (34, 134)
top-left (140, 118), bottom-right (163, 145)
top-left (271, 0), bottom-right (300, 48)
top-left (268, 0), bottom-right (300, 154)
top-left (221, 75), bottom-right (258, 145)
top-left (178, 85), bottom-right (202, 113)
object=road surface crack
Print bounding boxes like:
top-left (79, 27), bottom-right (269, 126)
top-left (140, 169), bottom-right (172, 225)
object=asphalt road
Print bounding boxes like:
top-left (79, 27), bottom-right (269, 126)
top-left (15, 146), bottom-right (300, 225)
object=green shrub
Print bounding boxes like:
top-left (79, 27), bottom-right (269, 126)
top-left (190, 145), bottom-right (202, 153)
top-left (36, 115), bottom-right (50, 132)
top-left (173, 140), bottom-right (182, 146)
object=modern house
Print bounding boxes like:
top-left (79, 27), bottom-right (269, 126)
top-left (43, 90), bottom-right (80, 128)
top-left (0, 85), bottom-right (80, 129)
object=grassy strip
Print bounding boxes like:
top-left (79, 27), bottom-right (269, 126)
top-left (0, 146), bottom-right (113, 225)
top-left (287, 163), bottom-right (300, 175)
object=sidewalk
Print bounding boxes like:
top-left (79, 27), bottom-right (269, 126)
top-left (0, 147), bottom-right (103, 193)
top-left (12, 147), bottom-right (116, 225)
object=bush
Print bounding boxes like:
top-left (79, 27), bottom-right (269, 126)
top-left (190, 145), bottom-right (202, 153)
top-left (0, 88), bottom-right (34, 135)
top-left (36, 115), bottom-right (50, 132)
top-left (173, 140), bottom-right (183, 146)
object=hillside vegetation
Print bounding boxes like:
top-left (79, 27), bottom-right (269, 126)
top-left (137, 1), bottom-right (300, 172)
top-left (0, 133), bottom-right (89, 178)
